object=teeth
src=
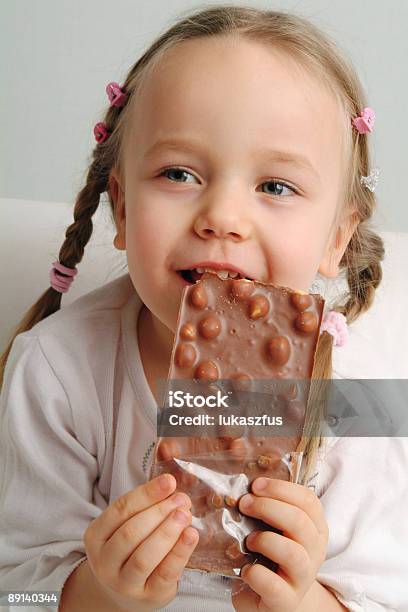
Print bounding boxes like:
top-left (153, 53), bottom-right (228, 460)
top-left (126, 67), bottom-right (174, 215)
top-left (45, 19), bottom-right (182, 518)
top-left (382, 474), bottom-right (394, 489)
top-left (194, 267), bottom-right (241, 280)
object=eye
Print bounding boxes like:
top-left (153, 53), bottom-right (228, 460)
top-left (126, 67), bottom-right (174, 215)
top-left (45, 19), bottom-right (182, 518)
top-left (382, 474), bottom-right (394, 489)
top-left (157, 166), bottom-right (298, 197)
top-left (158, 167), bottom-right (198, 183)
top-left (259, 180), bottom-right (298, 197)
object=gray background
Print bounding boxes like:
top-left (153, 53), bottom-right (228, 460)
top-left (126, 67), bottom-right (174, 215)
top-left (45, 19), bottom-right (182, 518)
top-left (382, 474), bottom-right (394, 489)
top-left (1, 0), bottom-right (407, 231)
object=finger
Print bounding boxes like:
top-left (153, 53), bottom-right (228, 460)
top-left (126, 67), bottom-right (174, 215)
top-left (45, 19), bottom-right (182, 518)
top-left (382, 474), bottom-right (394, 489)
top-left (240, 562), bottom-right (297, 612)
top-left (102, 491), bottom-right (191, 574)
top-left (239, 494), bottom-right (318, 556)
top-left (251, 478), bottom-right (327, 536)
top-left (85, 474), bottom-right (176, 552)
top-left (245, 530), bottom-right (311, 589)
top-left (145, 526), bottom-right (199, 597)
top-left (120, 508), bottom-right (192, 586)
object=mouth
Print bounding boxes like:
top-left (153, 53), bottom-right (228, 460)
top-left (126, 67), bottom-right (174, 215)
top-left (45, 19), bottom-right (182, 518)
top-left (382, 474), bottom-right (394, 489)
top-left (176, 264), bottom-right (254, 284)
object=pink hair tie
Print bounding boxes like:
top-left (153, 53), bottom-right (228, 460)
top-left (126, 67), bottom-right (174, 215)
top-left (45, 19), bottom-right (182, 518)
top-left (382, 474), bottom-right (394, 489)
top-left (93, 81), bottom-right (128, 143)
top-left (93, 122), bottom-right (109, 143)
top-left (50, 260), bottom-right (78, 294)
top-left (320, 311), bottom-right (348, 347)
top-left (352, 107), bottom-right (375, 134)
top-left (106, 81), bottom-right (128, 107)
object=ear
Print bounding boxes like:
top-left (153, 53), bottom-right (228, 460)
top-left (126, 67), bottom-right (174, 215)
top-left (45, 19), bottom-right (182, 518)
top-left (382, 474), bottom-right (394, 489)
top-left (109, 169), bottom-right (126, 251)
top-left (318, 209), bottom-right (360, 278)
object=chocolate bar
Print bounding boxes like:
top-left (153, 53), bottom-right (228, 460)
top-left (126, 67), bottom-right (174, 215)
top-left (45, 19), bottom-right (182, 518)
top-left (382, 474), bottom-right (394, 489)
top-left (150, 273), bottom-right (325, 576)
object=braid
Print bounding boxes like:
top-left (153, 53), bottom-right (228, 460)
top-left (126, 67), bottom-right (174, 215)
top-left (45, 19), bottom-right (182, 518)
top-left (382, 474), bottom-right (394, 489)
top-left (338, 225), bottom-right (385, 324)
top-left (57, 159), bottom-right (109, 271)
top-left (296, 224), bottom-right (385, 486)
top-left (0, 102), bottom-right (122, 391)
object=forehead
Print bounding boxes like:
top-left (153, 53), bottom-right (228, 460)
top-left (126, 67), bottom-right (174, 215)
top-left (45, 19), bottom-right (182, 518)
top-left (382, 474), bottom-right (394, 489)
top-left (125, 36), bottom-right (347, 186)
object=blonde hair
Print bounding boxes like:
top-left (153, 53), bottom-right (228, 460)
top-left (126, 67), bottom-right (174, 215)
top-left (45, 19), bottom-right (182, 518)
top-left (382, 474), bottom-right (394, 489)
top-left (0, 4), bottom-right (384, 485)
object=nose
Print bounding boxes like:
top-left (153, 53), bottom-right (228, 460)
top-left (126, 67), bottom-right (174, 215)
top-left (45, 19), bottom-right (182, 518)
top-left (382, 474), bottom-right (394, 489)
top-left (193, 197), bottom-right (252, 242)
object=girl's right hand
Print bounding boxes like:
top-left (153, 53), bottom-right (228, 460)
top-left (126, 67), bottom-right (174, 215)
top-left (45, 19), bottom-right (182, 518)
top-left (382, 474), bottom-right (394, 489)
top-left (83, 473), bottom-right (199, 611)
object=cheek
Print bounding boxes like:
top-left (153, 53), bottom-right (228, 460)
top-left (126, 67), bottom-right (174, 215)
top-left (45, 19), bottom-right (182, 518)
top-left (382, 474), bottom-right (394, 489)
top-left (125, 201), bottom-right (168, 258)
top-left (263, 209), bottom-right (323, 253)
top-left (260, 210), bottom-right (330, 289)
top-left (124, 199), bottom-right (182, 292)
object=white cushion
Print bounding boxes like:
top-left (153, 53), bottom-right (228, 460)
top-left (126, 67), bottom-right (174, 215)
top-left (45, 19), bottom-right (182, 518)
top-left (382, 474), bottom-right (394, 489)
top-left (1, 198), bottom-right (407, 378)
top-left (0, 197), bottom-right (125, 351)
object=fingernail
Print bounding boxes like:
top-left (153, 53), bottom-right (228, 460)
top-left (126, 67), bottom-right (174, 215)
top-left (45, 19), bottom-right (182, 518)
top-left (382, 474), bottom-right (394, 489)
top-left (172, 493), bottom-right (189, 506)
top-left (254, 477), bottom-right (267, 491)
top-left (246, 531), bottom-right (259, 546)
top-left (173, 509), bottom-right (190, 524)
top-left (158, 474), bottom-right (174, 491)
top-left (240, 494), bottom-right (253, 510)
top-left (240, 563), bottom-right (251, 578)
top-left (183, 527), bottom-right (199, 545)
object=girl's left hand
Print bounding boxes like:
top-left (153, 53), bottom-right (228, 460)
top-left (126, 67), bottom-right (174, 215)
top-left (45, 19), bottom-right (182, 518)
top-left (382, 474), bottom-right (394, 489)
top-left (232, 476), bottom-right (329, 612)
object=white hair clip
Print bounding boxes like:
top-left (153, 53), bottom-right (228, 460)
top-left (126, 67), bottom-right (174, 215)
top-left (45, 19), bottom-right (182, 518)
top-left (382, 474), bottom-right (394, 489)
top-left (360, 167), bottom-right (380, 192)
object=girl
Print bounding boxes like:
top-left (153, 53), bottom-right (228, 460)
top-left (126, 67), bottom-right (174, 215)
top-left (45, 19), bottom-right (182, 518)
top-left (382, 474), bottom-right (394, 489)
top-left (1, 4), bottom-right (407, 611)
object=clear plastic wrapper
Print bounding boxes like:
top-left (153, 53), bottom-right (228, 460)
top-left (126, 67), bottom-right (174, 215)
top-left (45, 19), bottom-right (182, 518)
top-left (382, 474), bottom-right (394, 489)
top-left (150, 435), bottom-right (303, 578)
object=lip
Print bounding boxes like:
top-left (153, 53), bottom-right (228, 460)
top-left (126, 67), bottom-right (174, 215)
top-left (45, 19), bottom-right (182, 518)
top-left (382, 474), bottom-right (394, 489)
top-left (176, 261), bottom-right (254, 280)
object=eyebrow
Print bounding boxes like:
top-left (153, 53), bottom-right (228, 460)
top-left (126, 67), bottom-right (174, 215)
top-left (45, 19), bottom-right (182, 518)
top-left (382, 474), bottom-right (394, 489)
top-left (142, 137), bottom-right (320, 181)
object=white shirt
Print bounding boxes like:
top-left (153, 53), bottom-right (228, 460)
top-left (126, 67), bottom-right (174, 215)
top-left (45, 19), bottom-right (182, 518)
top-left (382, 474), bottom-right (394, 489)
top-left (0, 273), bottom-right (407, 612)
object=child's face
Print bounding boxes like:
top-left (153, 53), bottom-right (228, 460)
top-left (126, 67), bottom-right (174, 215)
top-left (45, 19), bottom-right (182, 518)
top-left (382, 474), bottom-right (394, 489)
top-left (110, 37), bottom-right (358, 334)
